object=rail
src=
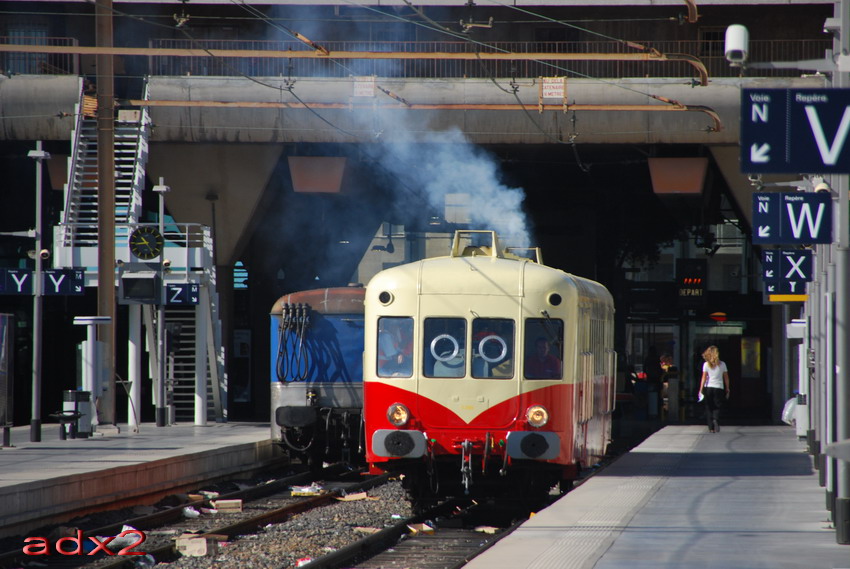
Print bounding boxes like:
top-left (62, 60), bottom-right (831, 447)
top-left (1, 36), bottom-right (832, 80)
top-left (61, 98), bottom-right (86, 231)
top-left (0, 35), bottom-right (77, 75)
top-left (148, 38), bottom-right (832, 80)
top-left (56, 222), bottom-right (207, 247)
top-left (53, 222), bottom-right (212, 274)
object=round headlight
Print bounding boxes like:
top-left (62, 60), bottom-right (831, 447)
top-left (526, 405), bottom-right (549, 428)
top-left (387, 403), bottom-right (410, 427)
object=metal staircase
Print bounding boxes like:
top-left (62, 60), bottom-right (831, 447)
top-left (61, 97), bottom-right (145, 246)
top-left (166, 306), bottom-right (204, 422)
top-left (143, 301), bottom-right (223, 423)
top-left (54, 82), bottom-right (227, 423)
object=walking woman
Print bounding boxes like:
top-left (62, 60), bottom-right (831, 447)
top-left (698, 345), bottom-right (730, 433)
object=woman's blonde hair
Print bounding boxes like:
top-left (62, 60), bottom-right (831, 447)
top-left (702, 345), bottom-right (720, 368)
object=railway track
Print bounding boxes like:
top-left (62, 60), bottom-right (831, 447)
top-left (95, 470), bottom-right (393, 569)
top-left (2, 423), bottom-right (658, 569)
top-left (2, 465), bottom-right (501, 569)
top-left (295, 498), bottom-right (511, 569)
top-left (276, 421), bottom-right (661, 569)
top-left (0, 464), bottom-right (376, 569)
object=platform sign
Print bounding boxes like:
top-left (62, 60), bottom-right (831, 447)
top-left (751, 192), bottom-right (832, 244)
top-left (676, 258), bottom-right (707, 308)
top-left (762, 249), bottom-right (813, 294)
top-left (741, 88), bottom-right (850, 174)
top-left (165, 283), bottom-right (200, 305)
top-left (0, 268), bottom-right (85, 295)
top-left (0, 269), bottom-right (32, 294)
top-left (42, 269), bottom-right (85, 296)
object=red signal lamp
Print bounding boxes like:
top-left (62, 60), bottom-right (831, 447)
top-left (710, 312), bottom-right (727, 322)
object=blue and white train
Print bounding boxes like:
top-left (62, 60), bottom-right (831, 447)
top-left (269, 286), bottom-right (365, 466)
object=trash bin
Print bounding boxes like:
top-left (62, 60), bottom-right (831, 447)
top-left (63, 390), bottom-right (92, 438)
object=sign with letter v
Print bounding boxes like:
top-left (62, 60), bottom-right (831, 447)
top-left (741, 88), bottom-right (850, 174)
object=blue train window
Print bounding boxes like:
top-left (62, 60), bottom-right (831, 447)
top-left (524, 319), bottom-right (564, 379)
top-left (471, 318), bottom-right (514, 379)
top-left (423, 318), bottom-right (466, 378)
top-left (377, 317), bottom-right (413, 378)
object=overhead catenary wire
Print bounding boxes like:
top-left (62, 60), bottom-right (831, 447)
top-left (76, 0), bottom-right (711, 127)
top-left (489, 0), bottom-right (706, 82)
top-left (81, 0), bottom-right (372, 141)
top-left (23, 0), bottom-right (719, 169)
top-left (0, 7), bottom-right (679, 26)
top-left (114, 119), bottom-right (716, 139)
top-left (396, 0), bottom-right (599, 163)
top-left (331, 0), bottom-right (719, 160)
top-left (342, 0), bottom-right (695, 100)
top-left (487, 0), bottom-right (671, 48)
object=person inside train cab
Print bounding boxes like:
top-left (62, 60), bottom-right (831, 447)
top-left (525, 337), bottom-right (562, 379)
top-left (472, 318), bottom-right (514, 378)
top-left (378, 317), bottom-right (413, 377)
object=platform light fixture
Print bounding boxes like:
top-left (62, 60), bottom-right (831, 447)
top-left (152, 178), bottom-right (171, 428)
top-left (28, 142), bottom-right (50, 443)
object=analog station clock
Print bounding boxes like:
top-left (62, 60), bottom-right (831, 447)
top-left (129, 226), bottom-right (164, 260)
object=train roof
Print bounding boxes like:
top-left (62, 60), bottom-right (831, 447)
top-left (367, 231), bottom-right (613, 308)
top-left (270, 286), bottom-right (365, 315)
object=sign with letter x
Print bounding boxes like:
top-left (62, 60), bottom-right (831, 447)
top-left (763, 249), bottom-right (813, 294)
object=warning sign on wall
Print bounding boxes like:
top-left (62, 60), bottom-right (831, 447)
top-left (540, 77), bottom-right (566, 99)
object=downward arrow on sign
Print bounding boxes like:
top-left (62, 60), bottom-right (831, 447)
top-left (751, 143), bottom-right (771, 163)
top-left (758, 226), bottom-right (771, 237)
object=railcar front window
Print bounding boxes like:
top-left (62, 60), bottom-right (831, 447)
top-left (423, 318), bottom-right (466, 378)
top-left (472, 318), bottom-right (514, 379)
top-left (377, 317), bottom-right (413, 378)
top-left (524, 318), bottom-right (564, 379)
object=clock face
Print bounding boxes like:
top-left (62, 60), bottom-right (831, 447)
top-left (129, 227), bottom-right (164, 260)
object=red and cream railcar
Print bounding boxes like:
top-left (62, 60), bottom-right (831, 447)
top-left (364, 230), bottom-right (616, 508)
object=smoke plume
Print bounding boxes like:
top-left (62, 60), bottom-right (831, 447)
top-left (372, 127), bottom-right (532, 247)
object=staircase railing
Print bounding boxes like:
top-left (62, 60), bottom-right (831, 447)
top-left (58, 95), bottom-right (87, 248)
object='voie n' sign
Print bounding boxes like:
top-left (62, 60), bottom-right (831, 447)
top-left (751, 192), bottom-right (833, 244)
top-left (741, 88), bottom-right (850, 174)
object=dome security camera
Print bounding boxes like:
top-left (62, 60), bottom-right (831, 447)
top-left (725, 25), bottom-right (749, 66)
top-left (814, 182), bottom-right (832, 193)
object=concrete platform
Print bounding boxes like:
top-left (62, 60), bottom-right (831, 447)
top-left (466, 425), bottom-right (849, 569)
top-left (0, 422), bottom-right (277, 538)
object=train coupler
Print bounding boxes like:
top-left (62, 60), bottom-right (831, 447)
top-left (306, 389), bottom-right (318, 406)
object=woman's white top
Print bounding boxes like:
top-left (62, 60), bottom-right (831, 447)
top-left (702, 361), bottom-right (727, 389)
